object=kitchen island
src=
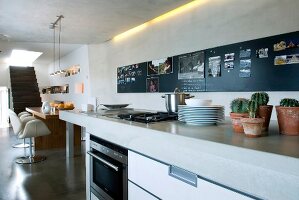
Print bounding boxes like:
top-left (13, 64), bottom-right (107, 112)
top-left (26, 107), bottom-right (81, 150)
top-left (60, 109), bottom-right (299, 200)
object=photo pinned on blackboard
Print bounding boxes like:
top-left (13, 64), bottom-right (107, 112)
top-left (273, 41), bottom-right (286, 51)
top-left (256, 48), bottom-right (268, 58)
top-left (224, 53), bottom-right (235, 62)
top-left (147, 62), bottom-right (159, 76)
top-left (240, 59), bottom-right (251, 68)
top-left (239, 69), bottom-right (251, 78)
top-left (159, 57), bottom-right (173, 74)
top-left (286, 41), bottom-right (296, 49)
top-left (239, 49), bottom-right (251, 58)
top-left (146, 77), bottom-right (159, 93)
top-left (274, 55), bottom-right (287, 65)
top-left (224, 62), bottom-right (234, 70)
top-left (208, 56), bottom-right (221, 77)
top-left (239, 59), bottom-right (251, 78)
top-left (147, 57), bottom-right (173, 76)
top-left (178, 51), bottom-right (205, 80)
top-left (286, 54), bottom-right (299, 64)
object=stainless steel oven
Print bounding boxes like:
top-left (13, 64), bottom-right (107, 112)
top-left (88, 135), bottom-right (128, 200)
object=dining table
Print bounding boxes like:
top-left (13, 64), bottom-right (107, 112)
top-left (26, 107), bottom-right (81, 152)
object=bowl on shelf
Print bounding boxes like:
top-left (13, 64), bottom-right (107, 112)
top-left (185, 99), bottom-right (212, 107)
top-left (101, 104), bottom-right (130, 110)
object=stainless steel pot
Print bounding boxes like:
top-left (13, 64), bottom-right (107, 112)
top-left (162, 93), bottom-right (194, 113)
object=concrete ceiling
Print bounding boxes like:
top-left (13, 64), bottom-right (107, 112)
top-left (0, 0), bottom-right (191, 65)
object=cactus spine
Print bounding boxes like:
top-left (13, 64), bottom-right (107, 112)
top-left (248, 100), bottom-right (258, 118)
top-left (251, 92), bottom-right (269, 106)
top-left (230, 98), bottom-right (249, 113)
top-left (280, 98), bottom-right (299, 107)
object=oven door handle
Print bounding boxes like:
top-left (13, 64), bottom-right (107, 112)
top-left (87, 151), bottom-right (119, 171)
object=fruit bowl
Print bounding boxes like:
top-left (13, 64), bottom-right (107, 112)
top-left (185, 99), bottom-right (212, 107)
top-left (57, 107), bottom-right (75, 110)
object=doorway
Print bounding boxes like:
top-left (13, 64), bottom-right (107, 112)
top-left (0, 87), bottom-right (9, 128)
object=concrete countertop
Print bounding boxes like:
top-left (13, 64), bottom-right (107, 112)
top-left (59, 109), bottom-right (299, 200)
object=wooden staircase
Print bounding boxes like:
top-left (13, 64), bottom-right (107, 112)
top-left (9, 66), bottom-right (42, 114)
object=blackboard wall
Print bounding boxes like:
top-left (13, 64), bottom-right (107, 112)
top-left (117, 31), bottom-right (299, 93)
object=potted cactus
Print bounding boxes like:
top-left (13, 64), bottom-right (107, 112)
top-left (251, 92), bottom-right (273, 131)
top-left (241, 100), bottom-right (265, 137)
top-left (230, 98), bottom-right (249, 133)
top-left (276, 98), bottom-right (299, 135)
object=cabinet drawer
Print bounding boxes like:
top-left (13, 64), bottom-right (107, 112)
top-left (129, 181), bottom-right (158, 200)
top-left (128, 151), bottom-right (253, 200)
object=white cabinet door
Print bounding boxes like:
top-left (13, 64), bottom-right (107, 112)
top-left (128, 151), bottom-right (253, 200)
top-left (128, 181), bottom-right (158, 200)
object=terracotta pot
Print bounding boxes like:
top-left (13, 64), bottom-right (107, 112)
top-left (258, 105), bottom-right (273, 131)
top-left (230, 112), bottom-right (249, 133)
top-left (276, 106), bottom-right (299, 135)
top-left (241, 118), bottom-right (265, 138)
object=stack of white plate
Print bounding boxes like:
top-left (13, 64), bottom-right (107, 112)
top-left (178, 105), bottom-right (225, 126)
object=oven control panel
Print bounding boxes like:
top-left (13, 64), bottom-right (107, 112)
top-left (90, 140), bottom-right (127, 164)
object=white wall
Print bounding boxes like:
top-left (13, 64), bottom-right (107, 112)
top-left (0, 63), bottom-right (10, 87)
top-left (34, 63), bottom-right (50, 88)
top-left (88, 0), bottom-right (299, 119)
top-left (43, 45), bottom-right (91, 108)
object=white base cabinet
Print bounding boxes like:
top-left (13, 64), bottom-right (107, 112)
top-left (128, 151), bottom-right (254, 200)
top-left (129, 181), bottom-right (158, 200)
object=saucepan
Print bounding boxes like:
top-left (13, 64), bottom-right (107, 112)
top-left (162, 89), bottom-right (194, 112)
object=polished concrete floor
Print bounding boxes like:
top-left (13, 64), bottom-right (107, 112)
top-left (0, 127), bottom-right (86, 200)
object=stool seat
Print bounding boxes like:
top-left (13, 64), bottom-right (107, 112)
top-left (9, 109), bottom-right (51, 164)
top-left (12, 111), bottom-right (32, 148)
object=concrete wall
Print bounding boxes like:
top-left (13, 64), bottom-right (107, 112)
top-left (43, 45), bottom-right (92, 108)
top-left (88, 0), bottom-right (299, 119)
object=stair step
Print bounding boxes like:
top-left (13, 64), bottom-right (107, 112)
top-left (13, 98), bottom-right (41, 103)
top-left (12, 90), bottom-right (40, 95)
top-left (12, 95), bottom-right (40, 99)
top-left (11, 82), bottom-right (38, 88)
top-left (10, 75), bottom-right (37, 80)
top-left (11, 87), bottom-right (39, 92)
top-left (13, 109), bottom-right (27, 115)
top-left (13, 102), bottom-right (42, 108)
top-left (10, 66), bottom-right (35, 71)
top-left (10, 72), bottom-right (36, 77)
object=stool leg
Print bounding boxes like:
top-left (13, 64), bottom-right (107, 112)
top-left (15, 137), bottom-right (47, 164)
top-left (12, 138), bottom-right (30, 148)
top-left (29, 138), bottom-right (33, 157)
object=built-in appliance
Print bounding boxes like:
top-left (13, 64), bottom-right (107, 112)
top-left (88, 135), bottom-right (128, 200)
top-left (117, 112), bottom-right (178, 123)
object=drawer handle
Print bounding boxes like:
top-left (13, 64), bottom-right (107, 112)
top-left (169, 165), bottom-right (197, 187)
top-left (87, 151), bottom-right (119, 171)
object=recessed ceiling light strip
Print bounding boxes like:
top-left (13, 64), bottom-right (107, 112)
top-left (113, 0), bottom-right (205, 41)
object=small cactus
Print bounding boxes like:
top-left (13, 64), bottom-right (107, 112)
top-left (248, 100), bottom-right (258, 118)
top-left (230, 98), bottom-right (249, 113)
top-left (280, 98), bottom-right (299, 107)
top-left (251, 92), bottom-right (269, 106)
